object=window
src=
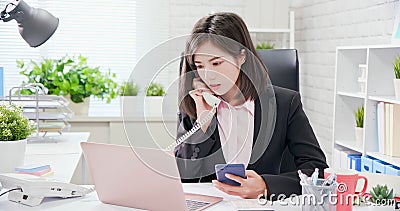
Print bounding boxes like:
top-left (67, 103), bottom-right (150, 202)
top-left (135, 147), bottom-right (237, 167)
top-left (0, 0), bottom-right (169, 116)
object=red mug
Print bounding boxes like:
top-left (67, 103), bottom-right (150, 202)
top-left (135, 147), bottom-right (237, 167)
top-left (324, 168), bottom-right (368, 211)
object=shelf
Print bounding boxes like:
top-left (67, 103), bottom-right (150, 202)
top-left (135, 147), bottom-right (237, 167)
top-left (38, 122), bottom-right (66, 133)
top-left (336, 46), bottom-right (368, 50)
top-left (248, 11), bottom-right (294, 49)
top-left (23, 112), bottom-right (72, 120)
top-left (337, 91), bottom-right (365, 99)
top-left (337, 45), bottom-right (400, 50)
top-left (368, 95), bottom-right (400, 104)
top-left (335, 140), bottom-right (363, 153)
top-left (366, 152), bottom-right (400, 167)
top-left (70, 115), bottom-right (176, 122)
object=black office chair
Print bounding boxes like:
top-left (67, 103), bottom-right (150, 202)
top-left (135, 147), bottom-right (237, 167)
top-left (178, 49), bottom-right (300, 174)
top-left (256, 49), bottom-right (299, 173)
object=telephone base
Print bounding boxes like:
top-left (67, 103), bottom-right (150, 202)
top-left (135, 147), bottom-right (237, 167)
top-left (0, 173), bottom-right (94, 207)
top-left (8, 191), bottom-right (45, 206)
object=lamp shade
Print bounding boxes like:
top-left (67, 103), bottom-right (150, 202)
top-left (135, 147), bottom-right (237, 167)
top-left (2, 0), bottom-right (59, 47)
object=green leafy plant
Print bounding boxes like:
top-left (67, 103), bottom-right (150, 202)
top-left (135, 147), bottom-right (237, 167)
top-left (119, 81), bottom-right (140, 96)
top-left (146, 82), bottom-right (165, 96)
top-left (0, 104), bottom-right (35, 141)
top-left (369, 184), bottom-right (394, 205)
top-left (256, 41), bottom-right (275, 50)
top-left (355, 105), bottom-right (364, 128)
top-left (393, 55), bottom-right (400, 79)
top-left (18, 55), bottom-right (119, 103)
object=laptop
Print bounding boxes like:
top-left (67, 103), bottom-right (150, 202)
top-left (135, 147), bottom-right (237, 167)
top-left (81, 142), bottom-right (223, 211)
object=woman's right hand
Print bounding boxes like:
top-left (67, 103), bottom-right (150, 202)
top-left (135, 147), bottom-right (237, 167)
top-left (189, 78), bottom-right (216, 132)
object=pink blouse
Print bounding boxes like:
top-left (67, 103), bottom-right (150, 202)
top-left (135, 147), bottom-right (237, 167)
top-left (217, 99), bottom-right (254, 168)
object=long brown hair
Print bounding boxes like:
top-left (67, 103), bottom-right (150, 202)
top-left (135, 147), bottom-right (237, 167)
top-left (179, 12), bottom-right (269, 119)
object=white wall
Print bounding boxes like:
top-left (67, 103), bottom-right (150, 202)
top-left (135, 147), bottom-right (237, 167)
top-left (169, 0), bottom-right (289, 38)
top-left (290, 0), bottom-right (399, 164)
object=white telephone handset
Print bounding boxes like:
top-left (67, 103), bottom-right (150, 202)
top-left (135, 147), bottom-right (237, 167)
top-left (165, 92), bottom-right (221, 151)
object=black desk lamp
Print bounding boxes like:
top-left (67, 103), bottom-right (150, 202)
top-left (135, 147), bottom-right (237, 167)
top-left (0, 0), bottom-right (58, 47)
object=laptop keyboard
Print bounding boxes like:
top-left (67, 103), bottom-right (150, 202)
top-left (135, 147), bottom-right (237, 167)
top-left (186, 199), bottom-right (211, 211)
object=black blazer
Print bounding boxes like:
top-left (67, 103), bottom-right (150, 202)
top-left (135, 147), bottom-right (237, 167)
top-left (175, 86), bottom-right (328, 198)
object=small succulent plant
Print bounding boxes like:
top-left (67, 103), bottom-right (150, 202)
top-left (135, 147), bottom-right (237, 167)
top-left (369, 184), bottom-right (394, 205)
top-left (393, 55), bottom-right (400, 79)
top-left (355, 105), bottom-right (364, 128)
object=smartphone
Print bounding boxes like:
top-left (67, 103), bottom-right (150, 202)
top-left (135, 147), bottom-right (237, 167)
top-left (215, 164), bottom-right (245, 186)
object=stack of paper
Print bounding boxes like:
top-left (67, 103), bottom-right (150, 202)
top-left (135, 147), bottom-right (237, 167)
top-left (15, 164), bottom-right (53, 177)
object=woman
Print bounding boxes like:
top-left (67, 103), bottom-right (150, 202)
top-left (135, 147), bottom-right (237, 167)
top-left (175, 12), bottom-right (328, 200)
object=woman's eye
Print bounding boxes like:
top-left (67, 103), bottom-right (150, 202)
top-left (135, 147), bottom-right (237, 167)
top-left (212, 61), bottom-right (223, 66)
top-left (196, 65), bottom-right (204, 70)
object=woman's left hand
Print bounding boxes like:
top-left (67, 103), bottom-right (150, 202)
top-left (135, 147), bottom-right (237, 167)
top-left (212, 170), bottom-right (267, 199)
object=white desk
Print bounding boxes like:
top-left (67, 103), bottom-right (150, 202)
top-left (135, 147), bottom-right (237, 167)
top-left (0, 183), bottom-right (284, 210)
top-left (0, 183), bottom-right (388, 211)
top-left (24, 132), bottom-right (90, 182)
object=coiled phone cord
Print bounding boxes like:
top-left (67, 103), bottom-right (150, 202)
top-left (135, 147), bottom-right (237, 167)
top-left (165, 105), bottom-right (218, 151)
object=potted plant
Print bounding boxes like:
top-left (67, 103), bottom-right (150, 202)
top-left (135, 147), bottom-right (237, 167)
top-left (354, 105), bottom-right (364, 145)
top-left (358, 184), bottom-right (396, 210)
top-left (145, 82), bottom-right (165, 117)
top-left (393, 55), bottom-right (400, 100)
top-left (0, 104), bottom-right (35, 173)
top-left (17, 55), bottom-right (119, 115)
top-left (119, 81), bottom-right (140, 117)
top-left (256, 41), bottom-right (275, 50)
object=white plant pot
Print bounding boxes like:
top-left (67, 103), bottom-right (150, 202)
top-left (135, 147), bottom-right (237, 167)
top-left (355, 127), bottom-right (364, 145)
top-left (394, 79), bottom-right (400, 100)
top-left (144, 96), bottom-right (163, 117)
top-left (67, 95), bottom-right (90, 116)
top-left (0, 139), bottom-right (27, 173)
top-left (120, 96), bottom-right (137, 117)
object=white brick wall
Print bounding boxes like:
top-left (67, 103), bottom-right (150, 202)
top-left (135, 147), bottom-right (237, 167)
top-left (168, 0), bottom-right (289, 38)
top-left (291, 0), bottom-right (399, 165)
top-left (169, 0), bottom-right (246, 38)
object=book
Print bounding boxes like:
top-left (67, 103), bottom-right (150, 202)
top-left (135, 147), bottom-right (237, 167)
top-left (377, 102), bottom-right (385, 154)
top-left (385, 103), bottom-right (391, 155)
top-left (389, 104), bottom-right (400, 157)
top-left (40, 170), bottom-right (54, 177)
top-left (18, 168), bottom-right (52, 176)
top-left (15, 164), bottom-right (51, 173)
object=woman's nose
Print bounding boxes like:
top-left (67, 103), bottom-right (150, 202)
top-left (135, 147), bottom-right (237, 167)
top-left (204, 69), bottom-right (217, 80)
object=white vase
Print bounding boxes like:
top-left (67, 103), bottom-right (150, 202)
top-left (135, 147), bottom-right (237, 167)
top-left (120, 96), bottom-right (137, 117)
top-left (394, 79), bottom-right (400, 100)
top-left (0, 139), bottom-right (27, 173)
top-left (355, 127), bottom-right (364, 145)
top-left (67, 95), bottom-right (90, 116)
top-left (144, 96), bottom-right (163, 117)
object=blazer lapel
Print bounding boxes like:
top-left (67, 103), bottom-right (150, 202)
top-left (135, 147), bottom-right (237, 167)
top-left (249, 86), bottom-right (277, 165)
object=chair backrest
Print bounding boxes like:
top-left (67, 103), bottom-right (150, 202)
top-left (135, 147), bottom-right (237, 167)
top-left (256, 49), bottom-right (299, 91)
top-left (256, 49), bottom-right (299, 173)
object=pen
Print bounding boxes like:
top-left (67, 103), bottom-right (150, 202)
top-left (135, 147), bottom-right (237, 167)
top-left (298, 170), bottom-right (312, 185)
top-left (321, 173), bottom-right (336, 186)
top-left (311, 168), bottom-right (319, 185)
